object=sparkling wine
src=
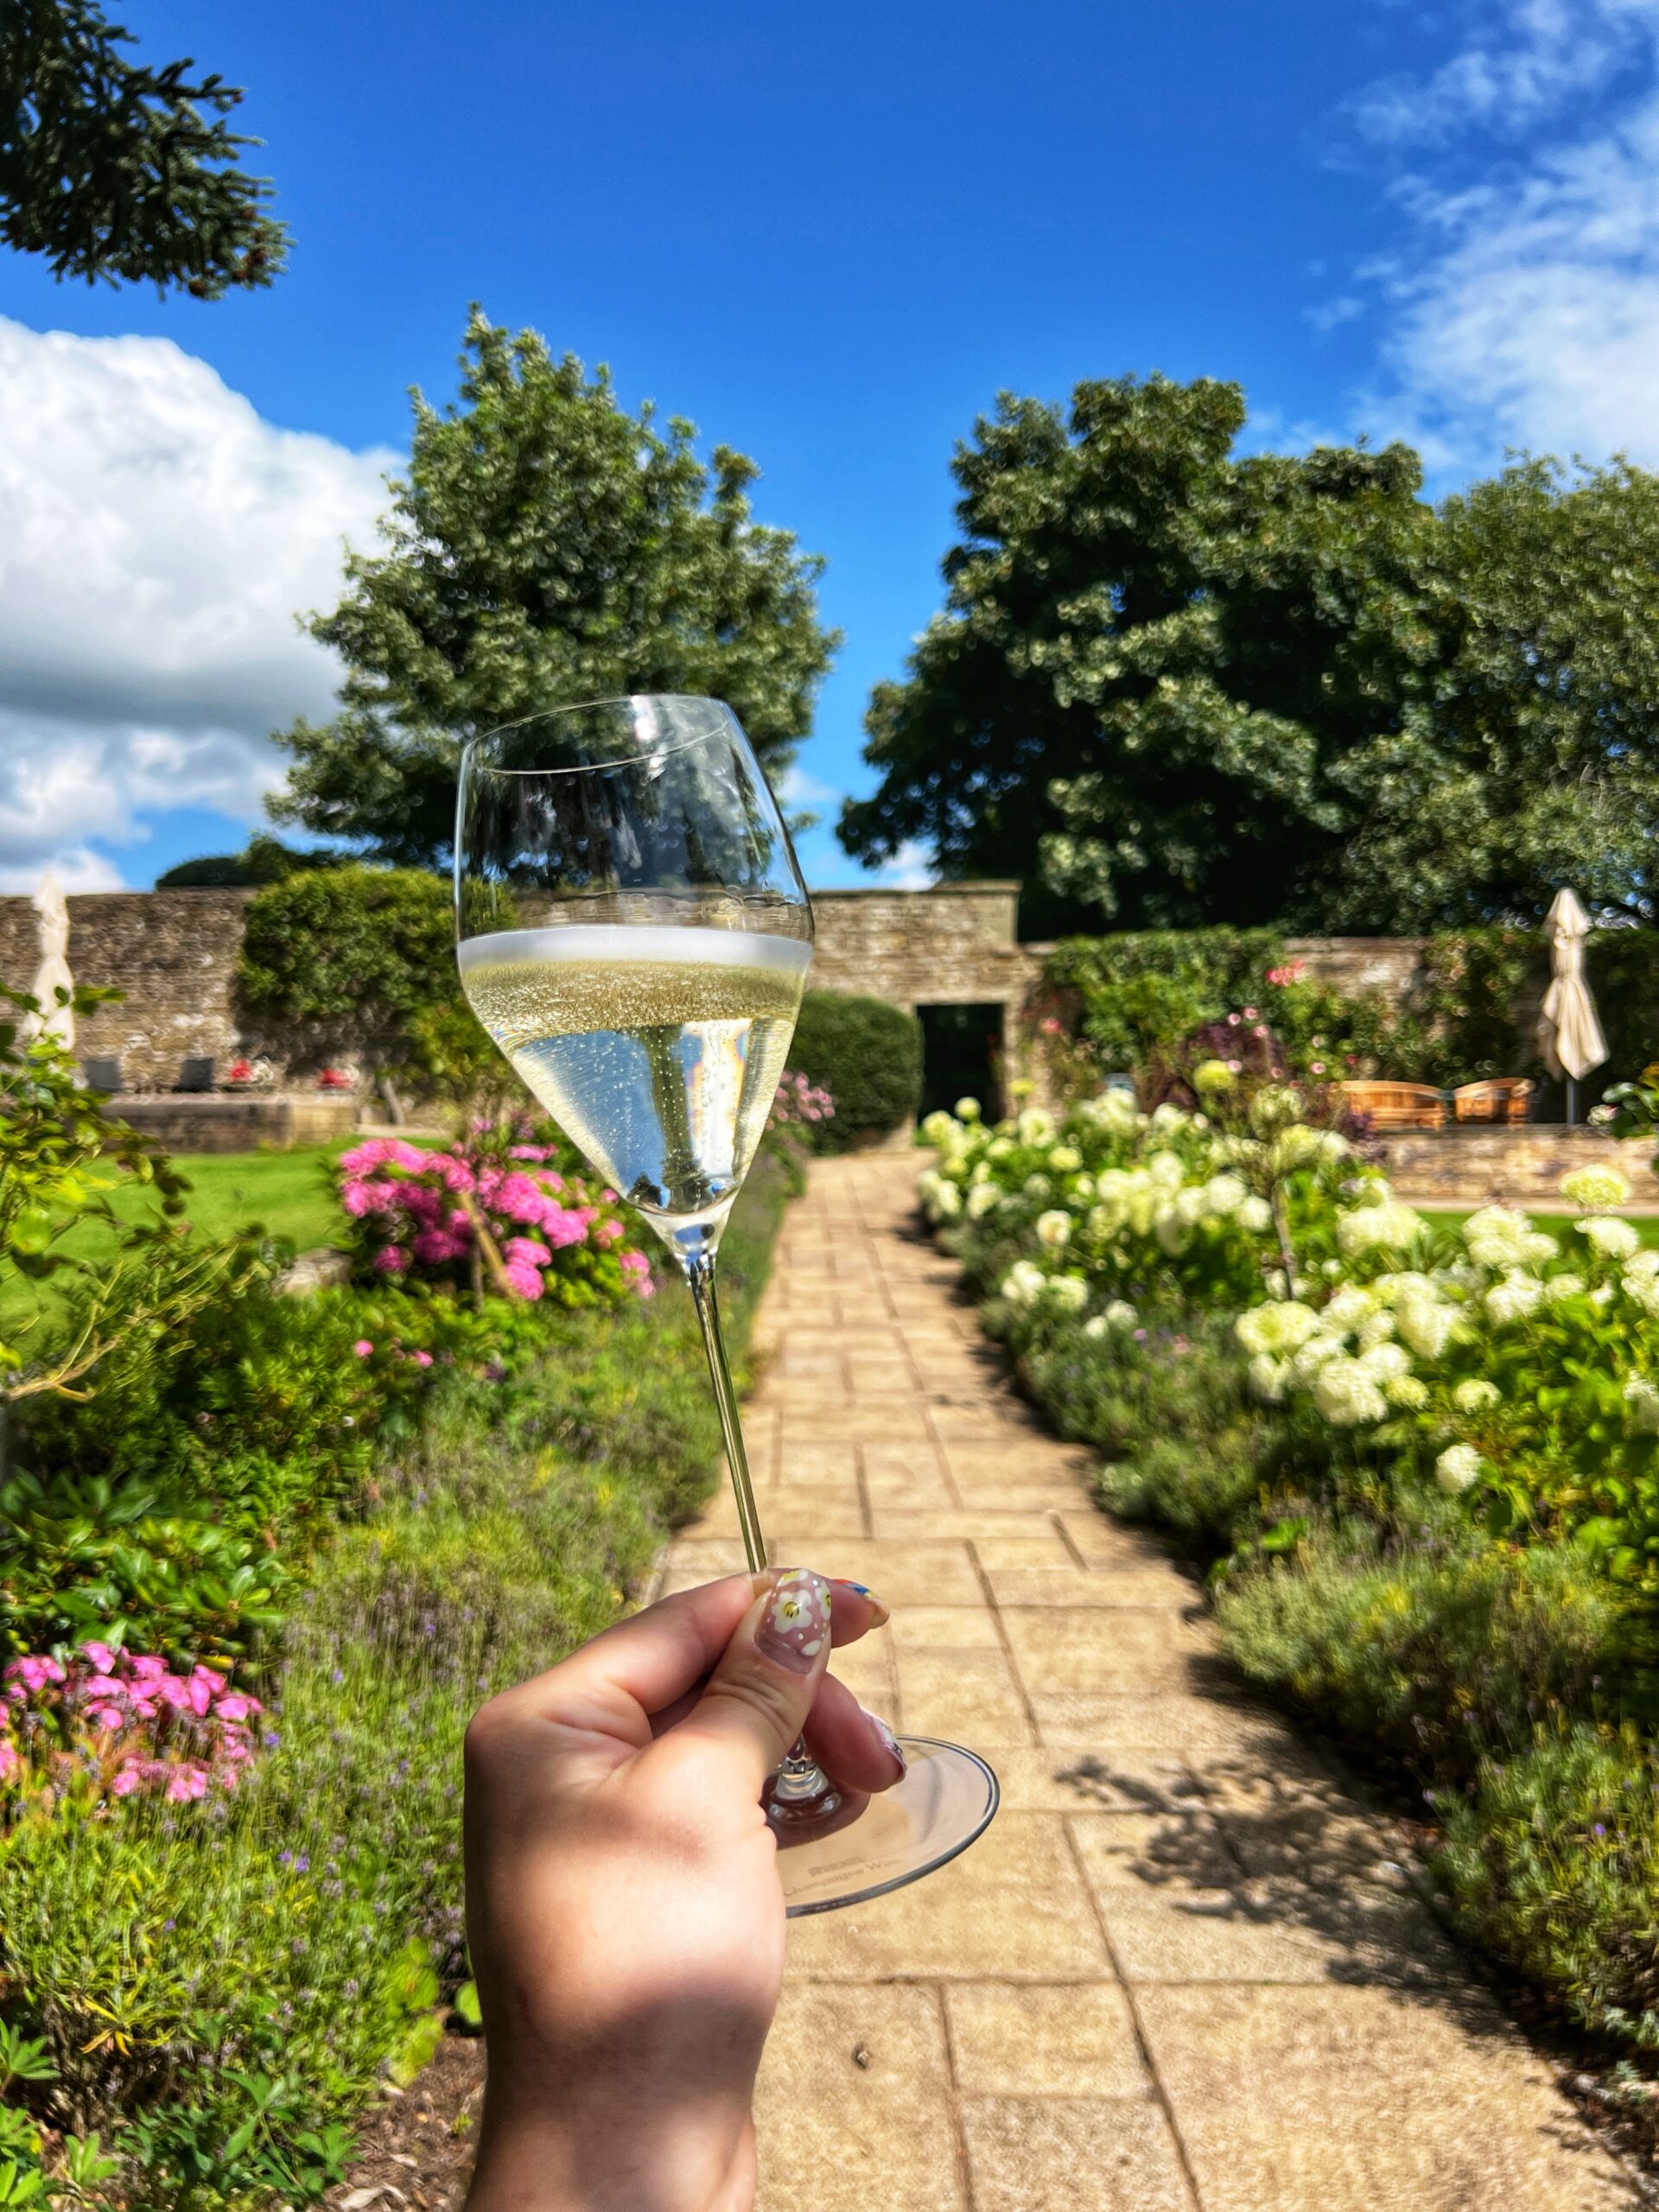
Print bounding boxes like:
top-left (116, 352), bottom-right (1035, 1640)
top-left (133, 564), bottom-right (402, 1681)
top-left (458, 924), bottom-right (810, 1240)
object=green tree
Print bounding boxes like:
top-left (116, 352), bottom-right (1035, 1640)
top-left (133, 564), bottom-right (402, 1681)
top-left (1325, 459), bottom-right (1659, 928)
top-left (156, 833), bottom-right (340, 888)
top-left (0, 0), bottom-right (286, 296)
top-left (839, 375), bottom-right (1438, 934)
top-left (270, 313), bottom-right (840, 865)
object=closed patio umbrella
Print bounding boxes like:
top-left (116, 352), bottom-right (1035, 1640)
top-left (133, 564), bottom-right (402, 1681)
top-left (1538, 887), bottom-right (1607, 1122)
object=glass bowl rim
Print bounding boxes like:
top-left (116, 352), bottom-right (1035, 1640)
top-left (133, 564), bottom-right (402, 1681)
top-left (461, 695), bottom-right (740, 778)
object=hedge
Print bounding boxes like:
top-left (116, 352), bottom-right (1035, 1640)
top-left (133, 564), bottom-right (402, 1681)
top-left (786, 988), bottom-right (923, 1150)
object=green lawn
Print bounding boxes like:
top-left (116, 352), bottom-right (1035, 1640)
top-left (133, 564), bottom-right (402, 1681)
top-left (1, 1144), bottom-right (352, 1333)
top-left (1420, 1205), bottom-right (1659, 1246)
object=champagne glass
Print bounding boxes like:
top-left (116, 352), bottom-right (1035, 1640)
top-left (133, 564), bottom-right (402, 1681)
top-left (454, 696), bottom-right (998, 1914)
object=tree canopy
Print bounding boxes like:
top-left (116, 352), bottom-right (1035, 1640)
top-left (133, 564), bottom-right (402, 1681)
top-left (839, 373), bottom-right (1659, 933)
top-left (0, 0), bottom-right (286, 296)
top-left (270, 313), bottom-right (840, 867)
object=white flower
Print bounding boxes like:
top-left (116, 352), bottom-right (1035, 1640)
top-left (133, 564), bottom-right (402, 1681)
top-left (1067, 1173), bottom-right (1096, 1201)
top-left (1386, 1374), bottom-right (1429, 1409)
top-left (932, 1180), bottom-right (962, 1219)
top-left (1288, 1333), bottom-right (1345, 1386)
top-left (1452, 1378), bottom-right (1500, 1413)
top-left (1103, 1299), bottom-right (1138, 1331)
top-left (1395, 1287), bottom-right (1455, 1362)
top-left (1580, 1216), bottom-right (1640, 1260)
top-left (1024, 1173), bottom-right (1052, 1198)
top-left (1358, 1310), bottom-right (1397, 1351)
top-left (1146, 1151), bottom-right (1185, 1194)
top-left (1560, 1165), bottom-right (1630, 1210)
top-left (1545, 1271), bottom-right (1587, 1305)
top-left (1000, 1260), bottom-right (1047, 1308)
top-left (1624, 1376), bottom-right (1659, 1435)
top-left (1357, 1341), bottom-right (1410, 1382)
top-left (1236, 1300), bottom-right (1322, 1357)
top-left (1269, 1123), bottom-right (1345, 1175)
top-left (1016, 1108), bottom-right (1053, 1145)
top-left (1435, 1443), bottom-right (1483, 1494)
top-left (966, 1181), bottom-right (1002, 1220)
top-left (1236, 1195), bottom-right (1273, 1234)
top-left (1462, 1206), bottom-right (1534, 1268)
top-left (919, 1111), bottom-right (957, 1147)
top-left (1249, 1085), bottom-right (1303, 1134)
top-left (1154, 1208), bottom-right (1189, 1255)
top-left (1626, 1249), bottom-right (1659, 1281)
top-left (1150, 1102), bottom-right (1187, 1131)
top-left (1048, 1144), bottom-right (1082, 1173)
top-left (1314, 1358), bottom-right (1389, 1427)
top-left (1623, 1268), bottom-right (1659, 1316)
top-left (1047, 1273), bottom-right (1090, 1313)
top-left (1484, 1270), bottom-right (1544, 1325)
top-left (1202, 1173), bottom-right (1249, 1217)
top-left (1336, 1201), bottom-right (1424, 1257)
top-left (1520, 1230), bottom-right (1561, 1267)
top-left (916, 1169), bottom-right (943, 1207)
top-left (1035, 1209), bottom-right (1072, 1249)
top-left (1325, 1285), bottom-right (1377, 1334)
top-left (1082, 1313), bottom-right (1110, 1340)
top-left (1248, 1353), bottom-right (1287, 1402)
top-left (987, 1138), bottom-right (1013, 1160)
top-left (1077, 1089), bottom-right (1138, 1132)
top-left (953, 1096), bottom-right (982, 1123)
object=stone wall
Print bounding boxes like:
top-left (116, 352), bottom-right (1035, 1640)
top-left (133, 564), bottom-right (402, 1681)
top-left (1382, 1126), bottom-right (1659, 1205)
top-left (0, 890), bottom-right (256, 1091)
top-left (808, 883), bottom-right (1045, 1071)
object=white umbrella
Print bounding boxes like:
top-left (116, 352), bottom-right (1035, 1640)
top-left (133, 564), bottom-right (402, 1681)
top-left (23, 871), bottom-right (75, 1053)
top-left (1538, 887), bottom-right (1607, 1122)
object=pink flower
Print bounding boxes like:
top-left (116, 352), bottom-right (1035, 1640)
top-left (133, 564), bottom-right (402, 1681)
top-left (0, 1738), bottom-right (19, 1779)
top-left (503, 1262), bottom-right (545, 1300)
top-left (353, 1339), bottom-right (374, 1357)
top-left (373, 1245), bottom-right (408, 1274)
top-left (412, 1349), bottom-right (434, 1368)
top-left (87, 1704), bottom-right (126, 1732)
top-left (79, 1640), bottom-right (118, 1674)
top-left (166, 1764), bottom-right (209, 1802)
top-left (216, 1694), bottom-right (257, 1722)
top-left (111, 1763), bottom-right (143, 1796)
top-left (543, 1211), bottom-right (588, 1250)
top-left (620, 1250), bottom-right (650, 1276)
top-left (130, 1655), bottom-right (168, 1680)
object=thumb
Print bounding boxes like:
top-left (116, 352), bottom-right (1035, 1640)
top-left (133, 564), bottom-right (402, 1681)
top-left (673, 1568), bottom-right (833, 1794)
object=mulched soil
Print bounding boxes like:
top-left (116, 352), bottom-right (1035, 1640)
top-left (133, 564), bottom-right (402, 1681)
top-left (324, 2032), bottom-right (485, 2211)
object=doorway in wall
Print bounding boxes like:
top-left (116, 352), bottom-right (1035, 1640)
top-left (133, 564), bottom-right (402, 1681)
top-left (916, 1003), bottom-right (1004, 1123)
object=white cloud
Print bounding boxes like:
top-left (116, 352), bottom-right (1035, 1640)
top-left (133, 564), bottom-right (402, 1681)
top-left (1337, 3), bottom-right (1659, 472)
top-left (1351, 0), bottom-right (1659, 145)
top-left (874, 838), bottom-right (938, 891)
top-left (0, 318), bottom-right (394, 884)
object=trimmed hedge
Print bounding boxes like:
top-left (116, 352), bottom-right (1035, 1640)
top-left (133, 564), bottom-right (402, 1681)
top-left (786, 988), bottom-right (922, 1151)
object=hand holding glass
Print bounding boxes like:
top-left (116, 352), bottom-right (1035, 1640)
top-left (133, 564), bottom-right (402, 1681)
top-left (455, 696), bottom-right (996, 1913)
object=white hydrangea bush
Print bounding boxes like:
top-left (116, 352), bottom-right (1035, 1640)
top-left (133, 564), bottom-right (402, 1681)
top-left (1232, 1182), bottom-right (1659, 1573)
top-left (918, 1081), bottom-right (1359, 1336)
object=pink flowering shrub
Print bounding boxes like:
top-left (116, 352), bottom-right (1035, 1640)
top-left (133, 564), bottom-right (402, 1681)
top-left (338, 1120), bottom-right (653, 1308)
top-left (768, 1071), bottom-right (835, 1131)
top-left (1, 1643), bottom-right (262, 1807)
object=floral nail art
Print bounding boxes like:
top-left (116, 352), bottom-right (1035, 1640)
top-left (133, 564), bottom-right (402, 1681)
top-left (756, 1568), bottom-right (830, 1673)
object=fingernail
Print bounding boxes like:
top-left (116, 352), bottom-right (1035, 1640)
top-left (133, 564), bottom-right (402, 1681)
top-left (833, 1579), bottom-right (890, 1627)
top-left (868, 1713), bottom-right (907, 1777)
top-left (755, 1568), bottom-right (832, 1674)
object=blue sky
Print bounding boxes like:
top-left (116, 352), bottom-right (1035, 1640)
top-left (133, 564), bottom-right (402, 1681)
top-left (3, 0), bottom-right (1658, 891)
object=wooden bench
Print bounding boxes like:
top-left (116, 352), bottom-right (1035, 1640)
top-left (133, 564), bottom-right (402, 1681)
top-left (1339, 1080), bottom-right (1446, 1130)
top-left (1452, 1078), bottom-right (1535, 1126)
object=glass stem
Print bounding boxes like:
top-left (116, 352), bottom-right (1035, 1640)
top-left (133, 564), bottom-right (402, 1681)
top-left (684, 1249), bottom-right (832, 1804)
top-left (685, 1249), bottom-right (767, 1578)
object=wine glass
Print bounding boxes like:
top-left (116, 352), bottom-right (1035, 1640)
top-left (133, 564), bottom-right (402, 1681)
top-left (454, 696), bottom-right (998, 1915)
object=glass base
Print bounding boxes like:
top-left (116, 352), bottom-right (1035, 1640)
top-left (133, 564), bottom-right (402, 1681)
top-left (767, 1738), bottom-right (999, 1917)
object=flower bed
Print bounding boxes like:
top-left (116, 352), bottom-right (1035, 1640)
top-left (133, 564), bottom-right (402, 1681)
top-left (919, 1083), bottom-right (1659, 2060)
top-left (0, 1061), bottom-right (797, 2201)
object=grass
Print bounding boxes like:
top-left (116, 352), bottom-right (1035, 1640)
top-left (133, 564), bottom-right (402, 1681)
top-left (0, 1144), bottom-right (352, 1334)
top-left (1421, 1206), bottom-right (1659, 1245)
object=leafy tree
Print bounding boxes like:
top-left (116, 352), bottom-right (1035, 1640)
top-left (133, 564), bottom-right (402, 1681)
top-left (1325, 459), bottom-right (1659, 928)
top-left (237, 866), bottom-right (454, 1070)
top-left (156, 833), bottom-right (340, 888)
top-left (0, 0), bottom-right (286, 296)
top-left (270, 313), bottom-right (839, 866)
top-left (840, 375), bottom-right (1437, 934)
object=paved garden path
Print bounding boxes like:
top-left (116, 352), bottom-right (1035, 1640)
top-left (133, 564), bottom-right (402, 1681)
top-left (658, 1153), bottom-right (1639, 2212)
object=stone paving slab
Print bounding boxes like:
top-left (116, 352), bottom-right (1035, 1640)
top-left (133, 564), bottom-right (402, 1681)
top-left (659, 1154), bottom-right (1638, 2210)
